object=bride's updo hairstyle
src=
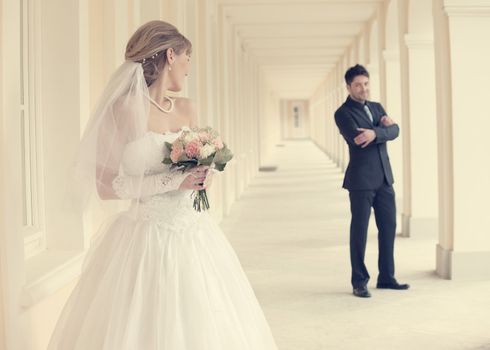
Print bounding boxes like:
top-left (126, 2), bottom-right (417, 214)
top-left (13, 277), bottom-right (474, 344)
top-left (125, 20), bottom-right (192, 86)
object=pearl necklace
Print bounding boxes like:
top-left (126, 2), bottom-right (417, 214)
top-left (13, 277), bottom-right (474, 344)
top-left (149, 95), bottom-right (175, 114)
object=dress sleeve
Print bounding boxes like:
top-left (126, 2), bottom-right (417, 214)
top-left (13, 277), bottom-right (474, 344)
top-left (111, 170), bottom-right (188, 200)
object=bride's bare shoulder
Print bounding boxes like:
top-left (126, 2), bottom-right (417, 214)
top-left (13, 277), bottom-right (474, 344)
top-left (174, 97), bottom-right (195, 113)
top-left (174, 97), bottom-right (197, 126)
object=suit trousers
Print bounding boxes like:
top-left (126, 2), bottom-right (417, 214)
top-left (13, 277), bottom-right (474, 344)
top-left (348, 183), bottom-right (397, 288)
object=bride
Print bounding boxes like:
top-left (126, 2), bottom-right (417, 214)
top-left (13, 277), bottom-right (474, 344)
top-left (47, 20), bottom-right (278, 350)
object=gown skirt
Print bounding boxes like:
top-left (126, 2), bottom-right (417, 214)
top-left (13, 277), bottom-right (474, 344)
top-left (47, 190), bottom-right (278, 350)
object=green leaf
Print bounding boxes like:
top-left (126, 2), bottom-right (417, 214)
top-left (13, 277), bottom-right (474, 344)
top-left (214, 163), bottom-right (227, 172)
top-left (198, 153), bottom-right (215, 166)
top-left (213, 145), bottom-right (233, 164)
top-left (164, 142), bottom-right (173, 152)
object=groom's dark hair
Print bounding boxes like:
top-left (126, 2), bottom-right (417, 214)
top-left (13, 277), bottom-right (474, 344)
top-left (345, 64), bottom-right (369, 85)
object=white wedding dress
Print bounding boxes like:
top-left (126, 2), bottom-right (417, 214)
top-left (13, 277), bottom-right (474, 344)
top-left (47, 130), bottom-right (278, 350)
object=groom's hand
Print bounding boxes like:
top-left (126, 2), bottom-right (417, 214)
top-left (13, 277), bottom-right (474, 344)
top-left (380, 115), bottom-right (395, 126)
top-left (355, 128), bottom-right (376, 148)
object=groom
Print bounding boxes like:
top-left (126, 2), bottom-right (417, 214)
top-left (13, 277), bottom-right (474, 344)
top-left (334, 64), bottom-right (409, 298)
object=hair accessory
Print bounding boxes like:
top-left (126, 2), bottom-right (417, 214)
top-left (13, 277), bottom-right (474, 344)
top-left (141, 52), bottom-right (159, 64)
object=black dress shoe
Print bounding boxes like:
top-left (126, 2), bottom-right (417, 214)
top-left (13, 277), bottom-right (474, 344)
top-left (376, 282), bottom-right (410, 290)
top-left (353, 286), bottom-right (371, 298)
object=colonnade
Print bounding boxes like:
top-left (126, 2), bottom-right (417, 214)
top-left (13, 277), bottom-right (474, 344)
top-left (309, 0), bottom-right (490, 281)
top-left (1, 1), bottom-right (490, 349)
top-left (0, 1), bottom-right (281, 349)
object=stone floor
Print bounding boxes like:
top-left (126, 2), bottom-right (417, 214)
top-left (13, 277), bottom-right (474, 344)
top-left (220, 140), bottom-right (490, 350)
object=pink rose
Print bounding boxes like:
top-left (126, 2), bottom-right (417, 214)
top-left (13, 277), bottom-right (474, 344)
top-left (213, 138), bottom-right (224, 150)
top-left (199, 132), bottom-right (210, 143)
top-left (170, 146), bottom-right (184, 162)
top-left (185, 140), bottom-right (201, 158)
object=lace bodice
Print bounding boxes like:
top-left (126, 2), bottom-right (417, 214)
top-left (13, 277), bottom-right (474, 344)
top-left (120, 130), bottom-right (179, 176)
top-left (119, 130), bottom-right (201, 227)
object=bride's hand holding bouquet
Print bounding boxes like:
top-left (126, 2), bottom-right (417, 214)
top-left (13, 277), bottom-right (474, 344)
top-left (163, 126), bottom-right (233, 211)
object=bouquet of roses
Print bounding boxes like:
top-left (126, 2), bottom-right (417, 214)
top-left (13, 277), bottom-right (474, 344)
top-left (162, 126), bottom-right (233, 211)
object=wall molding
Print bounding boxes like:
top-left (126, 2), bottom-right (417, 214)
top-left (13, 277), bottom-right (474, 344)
top-left (404, 34), bottom-right (433, 50)
top-left (20, 250), bottom-right (85, 308)
top-left (444, 0), bottom-right (490, 17)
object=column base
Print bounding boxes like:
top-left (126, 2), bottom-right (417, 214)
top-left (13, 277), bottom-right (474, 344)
top-left (436, 244), bottom-right (451, 279)
top-left (401, 214), bottom-right (410, 237)
top-left (437, 244), bottom-right (490, 280)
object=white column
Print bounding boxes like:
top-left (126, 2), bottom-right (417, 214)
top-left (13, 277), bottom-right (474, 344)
top-left (329, 73), bottom-right (335, 160)
top-left (0, 278), bottom-right (5, 350)
top-left (235, 39), bottom-right (245, 197)
top-left (434, 0), bottom-right (490, 280)
top-left (334, 86), bottom-right (342, 166)
top-left (357, 33), bottom-right (366, 64)
top-left (382, 50), bottom-right (404, 223)
top-left (0, 2), bottom-right (4, 345)
top-left (337, 57), bottom-right (346, 170)
top-left (339, 61), bottom-right (349, 170)
top-left (397, 0), bottom-right (412, 237)
top-left (222, 18), bottom-right (235, 214)
top-left (405, 34), bottom-right (438, 236)
top-left (328, 84), bottom-right (335, 160)
top-left (0, 0), bottom-right (4, 329)
top-left (367, 18), bottom-right (381, 102)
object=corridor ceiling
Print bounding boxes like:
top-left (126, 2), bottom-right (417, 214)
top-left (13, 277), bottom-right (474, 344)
top-left (218, 0), bottom-right (384, 99)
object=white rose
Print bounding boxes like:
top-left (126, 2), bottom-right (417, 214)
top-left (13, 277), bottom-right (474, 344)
top-left (200, 143), bottom-right (215, 159)
top-left (184, 132), bottom-right (196, 144)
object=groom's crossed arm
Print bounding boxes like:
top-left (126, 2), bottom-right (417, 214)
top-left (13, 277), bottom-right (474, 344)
top-left (372, 103), bottom-right (400, 144)
top-left (335, 104), bottom-right (400, 148)
top-left (334, 109), bottom-right (364, 148)
top-left (335, 110), bottom-right (380, 148)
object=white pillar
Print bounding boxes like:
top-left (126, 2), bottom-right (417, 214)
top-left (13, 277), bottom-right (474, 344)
top-left (397, 0), bottom-right (412, 237)
top-left (434, 0), bottom-right (490, 280)
top-left (367, 18), bottom-right (381, 102)
top-left (0, 278), bottom-right (5, 350)
top-left (382, 50), bottom-right (404, 222)
top-left (405, 34), bottom-right (439, 236)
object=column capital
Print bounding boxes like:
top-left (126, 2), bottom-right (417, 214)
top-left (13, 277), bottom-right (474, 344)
top-left (444, 0), bottom-right (490, 16)
top-left (404, 34), bottom-right (434, 50)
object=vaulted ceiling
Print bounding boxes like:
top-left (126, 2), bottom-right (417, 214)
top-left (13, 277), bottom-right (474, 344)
top-left (218, 0), bottom-right (384, 99)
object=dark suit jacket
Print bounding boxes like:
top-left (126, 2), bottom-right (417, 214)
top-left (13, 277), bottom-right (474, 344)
top-left (334, 96), bottom-right (399, 191)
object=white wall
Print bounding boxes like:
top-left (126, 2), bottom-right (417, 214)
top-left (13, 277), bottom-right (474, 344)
top-left (0, 0), bottom-right (6, 345)
top-left (281, 100), bottom-right (310, 139)
top-left (0, 0), bottom-right (268, 348)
